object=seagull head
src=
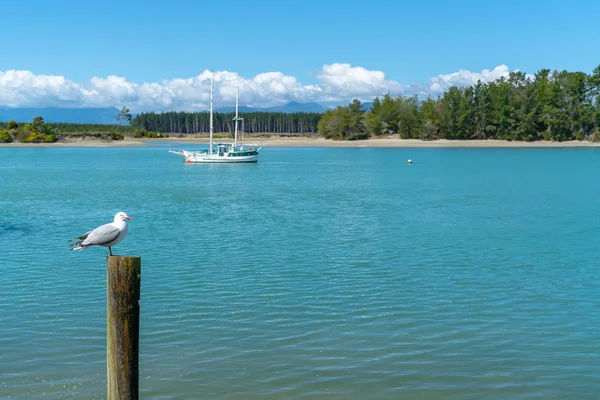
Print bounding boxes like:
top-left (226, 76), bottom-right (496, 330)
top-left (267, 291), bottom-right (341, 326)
top-left (114, 212), bottom-right (132, 222)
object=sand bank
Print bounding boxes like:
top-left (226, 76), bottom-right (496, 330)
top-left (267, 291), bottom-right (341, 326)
top-left (0, 138), bottom-right (145, 147)
top-left (156, 137), bottom-right (600, 148)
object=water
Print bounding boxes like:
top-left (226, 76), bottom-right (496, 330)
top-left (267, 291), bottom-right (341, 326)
top-left (1, 144), bottom-right (600, 399)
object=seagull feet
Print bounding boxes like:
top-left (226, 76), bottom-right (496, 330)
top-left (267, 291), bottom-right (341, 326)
top-left (109, 247), bottom-right (113, 256)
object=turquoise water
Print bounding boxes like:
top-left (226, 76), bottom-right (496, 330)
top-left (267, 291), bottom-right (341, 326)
top-left (1, 144), bottom-right (600, 399)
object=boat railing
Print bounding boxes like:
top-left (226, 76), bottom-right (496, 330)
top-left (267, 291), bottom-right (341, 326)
top-left (168, 149), bottom-right (186, 156)
top-left (241, 143), bottom-right (262, 152)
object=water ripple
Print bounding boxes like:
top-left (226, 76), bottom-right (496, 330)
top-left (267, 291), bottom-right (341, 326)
top-left (1, 147), bottom-right (600, 398)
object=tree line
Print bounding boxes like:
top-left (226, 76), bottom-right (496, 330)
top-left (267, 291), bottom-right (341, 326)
top-left (0, 117), bottom-right (125, 143)
top-left (319, 66), bottom-right (600, 141)
top-left (131, 111), bottom-right (321, 134)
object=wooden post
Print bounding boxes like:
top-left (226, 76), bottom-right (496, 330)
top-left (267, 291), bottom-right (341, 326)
top-left (107, 256), bottom-right (141, 400)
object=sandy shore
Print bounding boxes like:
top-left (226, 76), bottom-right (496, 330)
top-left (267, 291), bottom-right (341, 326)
top-left (0, 138), bottom-right (146, 147)
top-left (0, 139), bottom-right (146, 148)
top-left (2, 137), bottom-right (600, 148)
top-left (164, 137), bottom-right (600, 148)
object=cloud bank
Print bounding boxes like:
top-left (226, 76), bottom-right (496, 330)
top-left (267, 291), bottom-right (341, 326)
top-left (0, 64), bottom-right (516, 111)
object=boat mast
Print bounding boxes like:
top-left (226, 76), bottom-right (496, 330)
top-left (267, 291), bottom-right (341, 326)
top-left (209, 73), bottom-right (214, 156)
top-left (234, 87), bottom-right (239, 148)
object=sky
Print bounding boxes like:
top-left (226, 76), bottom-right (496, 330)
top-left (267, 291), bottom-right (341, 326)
top-left (0, 0), bottom-right (598, 111)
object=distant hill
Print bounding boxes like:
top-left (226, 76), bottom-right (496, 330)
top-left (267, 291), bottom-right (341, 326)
top-left (266, 101), bottom-right (326, 113)
top-left (0, 107), bottom-right (121, 124)
top-left (215, 101), bottom-right (326, 113)
top-left (320, 101), bottom-right (373, 111)
top-left (0, 102), bottom-right (327, 125)
top-left (213, 105), bottom-right (263, 113)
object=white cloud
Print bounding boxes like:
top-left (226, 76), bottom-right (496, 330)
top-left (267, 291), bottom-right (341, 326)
top-left (0, 64), bottom-right (521, 111)
top-left (0, 70), bottom-right (91, 107)
top-left (400, 64), bottom-right (518, 98)
top-left (424, 64), bottom-right (512, 96)
top-left (317, 63), bottom-right (404, 101)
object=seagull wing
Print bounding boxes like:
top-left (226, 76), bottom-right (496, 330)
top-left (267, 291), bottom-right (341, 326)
top-left (69, 230), bottom-right (92, 243)
top-left (81, 223), bottom-right (121, 246)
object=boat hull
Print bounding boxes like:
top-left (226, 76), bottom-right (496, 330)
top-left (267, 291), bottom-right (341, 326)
top-left (185, 152), bottom-right (258, 163)
top-left (169, 149), bottom-right (259, 163)
top-left (187, 156), bottom-right (258, 163)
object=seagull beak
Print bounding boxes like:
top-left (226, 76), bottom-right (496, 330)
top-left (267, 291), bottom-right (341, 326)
top-left (125, 216), bottom-right (132, 220)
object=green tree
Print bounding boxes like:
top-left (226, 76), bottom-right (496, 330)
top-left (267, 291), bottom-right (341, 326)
top-left (419, 98), bottom-right (441, 139)
top-left (345, 99), bottom-right (368, 140)
top-left (543, 71), bottom-right (572, 141)
top-left (590, 65), bottom-right (600, 137)
top-left (487, 78), bottom-right (513, 139)
top-left (472, 81), bottom-right (491, 139)
top-left (317, 107), bottom-right (347, 140)
top-left (0, 129), bottom-right (12, 143)
top-left (317, 100), bottom-right (368, 140)
top-left (439, 86), bottom-right (468, 139)
top-left (116, 106), bottom-right (133, 130)
top-left (32, 116), bottom-right (45, 132)
top-left (365, 97), bottom-right (383, 135)
top-left (365, 94), bottom-right (401, 135)
top-left (348, 98), bottom-right (365, 115)
top-left (397, 96), bottom-right (421, 139)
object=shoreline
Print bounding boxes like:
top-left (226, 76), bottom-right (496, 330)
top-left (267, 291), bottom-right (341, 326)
top-left (0, 138), bottom-right (146, 147)
top-left (161, 137), bottom-right (600, 148)
top-left (2, 136), bottom-right (600, 148)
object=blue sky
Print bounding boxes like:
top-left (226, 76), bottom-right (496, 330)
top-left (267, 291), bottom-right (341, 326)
top-left (0, 0), bottom-right (598, 110)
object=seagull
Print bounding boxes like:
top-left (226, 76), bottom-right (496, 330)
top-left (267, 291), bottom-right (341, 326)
top-left (70, 212), bottom-right (131, 256)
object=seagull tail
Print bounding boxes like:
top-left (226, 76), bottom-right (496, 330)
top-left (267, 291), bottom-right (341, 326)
top-left (69, 231), bottom-right (91, 252)
top-left (69, 241), bottom-right (87, 251)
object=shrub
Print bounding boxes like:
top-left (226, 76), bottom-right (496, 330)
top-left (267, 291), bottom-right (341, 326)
top-left (0, 129), bottom-right (12, 143)
top-left (24, 133), bottom-right (39, 143)
top-left (133, 129), bottom-right (147, 138)
top-left (24, 133), bottom-right (57, 143)
top-left (109, 132), bottom-right (124, 141)
top-left (133, 129), bottom-right (167, 138)
top-left (15, 129), bottom-right (30, 143)
top-left (7, 120), bottom-right (18, 130)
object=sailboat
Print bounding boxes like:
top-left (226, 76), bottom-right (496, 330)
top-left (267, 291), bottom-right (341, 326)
top-left (169, 74), bottom-right (262, 163)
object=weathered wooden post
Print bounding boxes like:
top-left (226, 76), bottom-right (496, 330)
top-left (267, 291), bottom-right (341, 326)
top-left (107, 256), bottom-right (141, 400)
